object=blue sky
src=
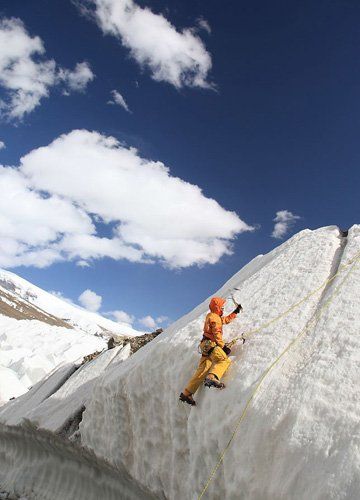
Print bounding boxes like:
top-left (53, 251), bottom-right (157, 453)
top-left (0, 0), bottom-right (359, 330)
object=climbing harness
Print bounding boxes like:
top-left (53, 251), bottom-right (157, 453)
top-left (197, 250), bottom-right (360, 499)
top-left (198, 338), bottom-right (217, 356)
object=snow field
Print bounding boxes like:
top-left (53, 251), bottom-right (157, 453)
top-left (78, 226), bottom-right (360, 499)
top-left (0, 345), bottom-right (131, 433)
top-left (0, 315), bottom-right (106, 404)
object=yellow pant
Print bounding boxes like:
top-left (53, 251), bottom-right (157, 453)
top-left (185, 344), bottom-right (231, 395)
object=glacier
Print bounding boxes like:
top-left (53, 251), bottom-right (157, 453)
top-left (0, 225), bottom-right (359, 499)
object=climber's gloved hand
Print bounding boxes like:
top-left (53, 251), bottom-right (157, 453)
top-left (222, 344), bottom-right (231, 355)
top-left (233, 304), bottom-right (242, 314)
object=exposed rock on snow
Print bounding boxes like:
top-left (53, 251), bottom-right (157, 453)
top-left (107, 328), bottom-right (164, 355)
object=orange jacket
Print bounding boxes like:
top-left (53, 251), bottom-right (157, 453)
top-left (203, 297), bottom-right (237, 348)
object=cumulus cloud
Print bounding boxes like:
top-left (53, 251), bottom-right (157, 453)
top-left (77, 259), bottom-right (90, 267)
top-left (156, 315), bottom-right (168, 324)
top-left (0, 141), bottom-right (6, 150)
top-left (109, 310), bottom-right (135, 324)
top-left (108, 89), bottom-right (131, 112)
top-left (0, 17), bottom-right (94, 120)
top-left (0, 129), bottom-right (253, 269)
top-left (76, 0), bottom-right (212, 89)
top-left (0, 164), bottom-right (93, 268)
top-left (138, 315), bottom-right (157, 330)
top-left (78, 289), bottom-right (102, 312)
top-left (271, 210), bottom-right (301, 239)
top-left (58, 61), bottom-right (94, 92)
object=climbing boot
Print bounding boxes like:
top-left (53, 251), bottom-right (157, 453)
top-left (179, 392), bottom-right (196, 406)
top-left (204, 378), bottom-right (225, 389)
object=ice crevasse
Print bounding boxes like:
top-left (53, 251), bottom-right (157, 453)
top-left (79, 225), bottom-right (360, 499)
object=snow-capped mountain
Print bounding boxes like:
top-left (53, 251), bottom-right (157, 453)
top-left (1, 225), bottom-right (359, 499)
top-left (0, 268), bottom-right (141, 337)
top-left (0, 268), bottom-right (142, 405)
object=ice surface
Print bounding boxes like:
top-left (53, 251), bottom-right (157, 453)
top-left (1, 225), bottom-right (359, 500)
top-left (0, 315), bottom-right (105, 404)
top-left (0, 422), bottom-right (156, 500)
top-left (78, 226), bottom-right (360, 499)
top-left (0, 367), bottom-right (25, 406)
top-left (0, 345), bottom-right (131, 433)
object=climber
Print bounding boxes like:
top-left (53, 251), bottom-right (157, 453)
top-left (179, 296), bottom-right (242, 406)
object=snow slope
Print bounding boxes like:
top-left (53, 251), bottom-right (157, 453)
top-left (0, 267), bottom-right (142, 405)
top-left (77, 225), bottom-right (359, 499)
top-left (1, 344), bottom-right (131, 434)
top-left (0, 268), bottom-right (141, 337)
top-left (1, 225), bottom-right (359, 499)
top-left (0, 314), bottom-right (105, 404)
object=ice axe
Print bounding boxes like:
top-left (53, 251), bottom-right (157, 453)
top-left (227, 289), bottom-right (246, 346)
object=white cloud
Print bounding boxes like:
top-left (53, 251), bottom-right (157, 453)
top-left (77, 0), bottom-right (213, 89)
top-left (138, 315), bottom-right (157, 330)
top-left (0, 129), bottom-right (254, 269)
top-left (156, 315), bottom-right (168, 324)
top-left (0, 141), bottom-right (6, 150)
top-left (271, 210), bottom-right (301, 239)
top-left (0, 18), bottom-right (94, 120)
top-left (78, 288), bottom-right (102, 312)
top-left (109, 310), bottom-right (135, 324)
top-left (50, 290), bottom-right (76, 305)
top-left (58, 62), bottom-right (94, 92)
top-left (197, 17), bottom-right (211, 34)
top-left (76, 259), bottom-right (90, 267)
top-left (0, 164), bottom-right (93, 268)
top-left (108, 89), bottom-right (131, 112)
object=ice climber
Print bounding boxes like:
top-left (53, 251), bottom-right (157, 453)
top-left (179, 297), bottom-right (242, 406)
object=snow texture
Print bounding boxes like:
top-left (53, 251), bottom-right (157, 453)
top-left (1, 225), bottom-right (359, 499)
top-left (0, 345), bottom-right (131, 434)
top-left (77, 225), bottom-right (360, 499)
top-left (0, 422), bottom-right (156, 499)
top-left (0, 315), bottom-right (105, 404)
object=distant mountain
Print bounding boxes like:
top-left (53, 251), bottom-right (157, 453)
top-left (0, 268), bottom-right (141, 338)
top-left (0, 268), bottom-right (142, 405)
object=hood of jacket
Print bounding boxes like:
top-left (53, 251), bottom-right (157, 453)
top-left (209, 297), bottom-right (226, 316)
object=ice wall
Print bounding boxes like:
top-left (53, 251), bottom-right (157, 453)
top-left (0, 422), bottom-right (156, 500)
top-left (79, 226), bottom-right (360, 499)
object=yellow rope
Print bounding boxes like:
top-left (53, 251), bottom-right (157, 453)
top-left (198, 252), bottom-right (360, 499)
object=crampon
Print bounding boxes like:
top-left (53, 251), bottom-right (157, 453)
top-left (179, 392), bottom-right (196, 406)
top-left (204, 378), bottom-right (225, 389)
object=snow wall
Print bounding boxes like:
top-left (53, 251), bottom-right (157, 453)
top-left (78, 225), bottom-right (360, 499)
top-left (0, 422), bottom-right (156, 500)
